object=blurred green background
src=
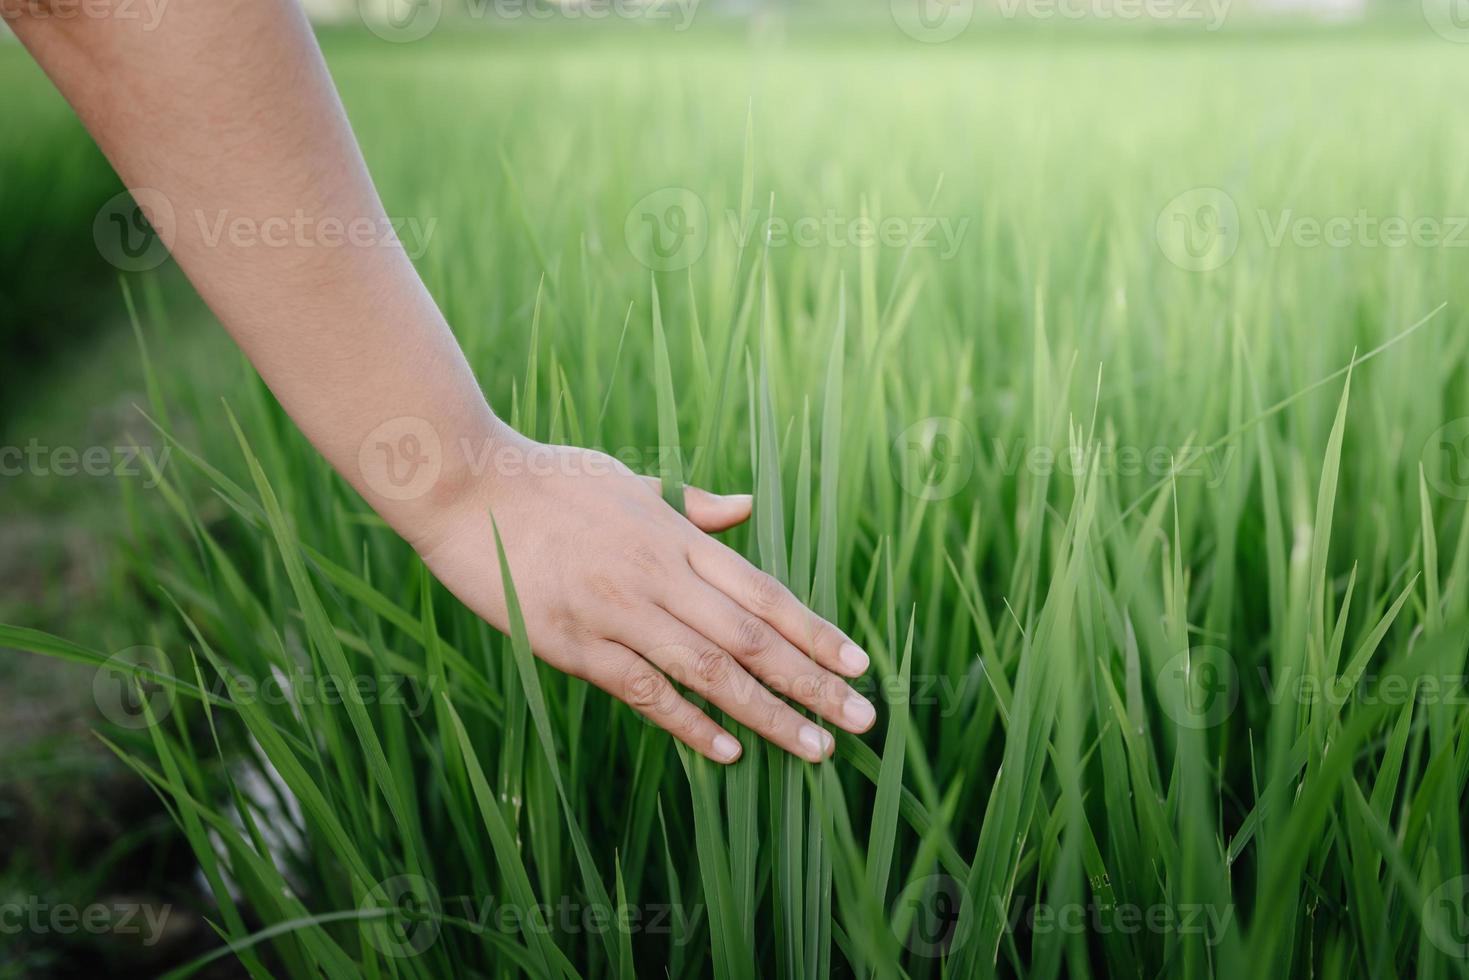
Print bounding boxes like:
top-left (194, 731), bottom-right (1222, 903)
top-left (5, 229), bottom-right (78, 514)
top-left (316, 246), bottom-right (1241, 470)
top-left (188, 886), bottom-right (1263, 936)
top-left (4, 1), bottom-right (1469, 975)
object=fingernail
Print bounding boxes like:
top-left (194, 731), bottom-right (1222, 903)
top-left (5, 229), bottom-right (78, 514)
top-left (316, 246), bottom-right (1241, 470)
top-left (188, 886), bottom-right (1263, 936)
top-left (798, 724), bottom-right (833, 761)
top-left (843, 694), bottom-right (876, 732)
top-left (839, 642), bottom-right (870, 675)
top-left (721, 492), bottom-right (754, 505)
top-left (712, 733), bottom-right (742, 763)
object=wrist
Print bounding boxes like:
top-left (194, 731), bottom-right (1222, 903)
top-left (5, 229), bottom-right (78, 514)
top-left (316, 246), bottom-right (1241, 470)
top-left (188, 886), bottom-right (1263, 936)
top-left (354, 406), bottom-right (530, 555)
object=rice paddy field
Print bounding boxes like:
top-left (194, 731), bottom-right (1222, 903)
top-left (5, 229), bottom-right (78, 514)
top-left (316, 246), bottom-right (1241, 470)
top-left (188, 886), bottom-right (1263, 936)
top-left (5, 11), bottom-right (1469, 979)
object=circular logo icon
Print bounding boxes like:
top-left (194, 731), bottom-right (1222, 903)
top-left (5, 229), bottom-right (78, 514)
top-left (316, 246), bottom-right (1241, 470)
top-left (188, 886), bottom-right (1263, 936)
top-left (93, 188), bottom-right (175, 272)
top-left (891, 0), bottom-right (974, 42)
top-left (358, 0), bottom-right (443, 43)
top-left (624, 187), bottom-right (709, 272)
top-left (358, 417), bottom-right (443, 502)
top-left (361, 875), bottom-right (441, 958)
top-left (891, 417), bottom-right (975, 501)
top-left (1423, 875), bottom-right (1469, 958)
top-left (1157, 645), bottom-right (1238, 729)
top-left (1155, 187), bottom-right (1239, 272)
top-left (893, 874), bottom-right (972, 957)
top-left (1423, 0), bottom-right (1469, 42)
top-left (93, 646), bottom-right (174, 730)
top-left (1422, 417), bottom-right (1469, 501)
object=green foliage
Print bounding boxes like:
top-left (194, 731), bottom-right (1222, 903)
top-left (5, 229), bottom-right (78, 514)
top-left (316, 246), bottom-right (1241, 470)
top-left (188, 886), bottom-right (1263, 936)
top-left (7, 24), bottom-right (1469, 979)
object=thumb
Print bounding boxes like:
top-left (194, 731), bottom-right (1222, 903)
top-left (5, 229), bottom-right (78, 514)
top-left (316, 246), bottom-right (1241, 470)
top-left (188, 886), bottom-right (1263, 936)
top-left (641, 477), bottom-right (753, 532)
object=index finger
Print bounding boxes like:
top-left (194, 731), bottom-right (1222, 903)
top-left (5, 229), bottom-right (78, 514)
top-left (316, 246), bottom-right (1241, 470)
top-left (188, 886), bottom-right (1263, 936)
top-left (686, 536), bottom-right (869, 678)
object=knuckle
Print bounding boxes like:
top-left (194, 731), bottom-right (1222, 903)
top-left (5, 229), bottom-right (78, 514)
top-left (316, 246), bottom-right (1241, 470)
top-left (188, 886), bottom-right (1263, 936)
top-left (624, 667), bottom-right (670, 711)
top-left (547, 605), bottom-right (589, 643)
top-left (623, 543), bottom-right (663, 574)
top-left (817, 673), bottom-right (848, 706)
top-left (587, 572), bottom-right (635, 610)
top-left (785, 672), bottom-right (821, 703)
top-left (760, 699), bottom-right (789, 734)
top-left (693, 647), bottom-right (733, 687)
top-left (747, 571), bottom-right (785, 612)
top-left (732, 617), bottom-right (773, 659)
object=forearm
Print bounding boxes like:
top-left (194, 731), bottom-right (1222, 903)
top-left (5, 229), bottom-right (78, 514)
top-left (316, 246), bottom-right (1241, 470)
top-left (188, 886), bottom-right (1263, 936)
top-left (7, 0), bottom-right (500, 544)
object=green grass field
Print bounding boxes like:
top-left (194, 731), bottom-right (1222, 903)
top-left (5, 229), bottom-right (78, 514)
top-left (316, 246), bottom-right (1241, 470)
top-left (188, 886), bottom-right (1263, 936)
top-left (5, 17), bottom-right (1469, 978)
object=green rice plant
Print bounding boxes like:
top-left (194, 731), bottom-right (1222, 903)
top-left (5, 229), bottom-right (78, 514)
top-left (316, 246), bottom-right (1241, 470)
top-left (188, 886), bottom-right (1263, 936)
top-left (5, 21), bottom-right (1469, 980)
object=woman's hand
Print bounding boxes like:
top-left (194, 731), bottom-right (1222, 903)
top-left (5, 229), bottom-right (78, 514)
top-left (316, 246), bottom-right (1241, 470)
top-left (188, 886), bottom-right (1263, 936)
top-left (414, 429), bottom-right (875, 765)
top-left (6, 0), bottom-right (874, 765)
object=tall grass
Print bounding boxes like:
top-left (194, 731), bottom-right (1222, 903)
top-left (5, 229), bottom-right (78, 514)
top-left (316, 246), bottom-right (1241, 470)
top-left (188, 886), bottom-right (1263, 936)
top-left (6, 24), bottom-right (1469, 978)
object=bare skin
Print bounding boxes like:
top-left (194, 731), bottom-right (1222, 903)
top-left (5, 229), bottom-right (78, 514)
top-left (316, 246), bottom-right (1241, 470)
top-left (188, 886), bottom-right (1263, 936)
top-left (8, 0), bottom-right (874, 764)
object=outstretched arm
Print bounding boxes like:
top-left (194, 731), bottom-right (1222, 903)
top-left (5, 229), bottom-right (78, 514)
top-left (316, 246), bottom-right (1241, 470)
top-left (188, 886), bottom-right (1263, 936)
top-left (7, 0), bottom-right (874, 763)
